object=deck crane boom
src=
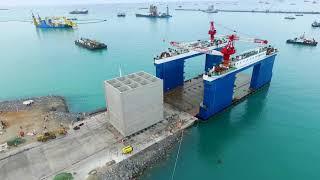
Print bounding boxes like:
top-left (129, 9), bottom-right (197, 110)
top-left (168, 21), bottom-right (269, 71)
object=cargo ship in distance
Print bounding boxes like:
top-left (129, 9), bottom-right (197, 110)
top-left (136, 5), bottom-right (172, 18)
top-left (202, 5), bottom-right (218, 13)
top-left (69, 9), bottom-right (88, 14)
top-left (32, 13), bottom-right (76, 28)
top-left (286, 34), bottom-right (317, 46)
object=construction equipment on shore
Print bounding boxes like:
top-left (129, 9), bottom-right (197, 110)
top-left (122, 145), bottom-right (133, 154)
top-left (36, 127), bottom-right (67, 142)
top-left (56, 127), bottom-right (67, 135)
top-left (53, 172), bottom-right (74, 180)
top-left (0, 120), bottom-right (8, 129)
top-left (7, 137), bottom-right (26, 147)
top-left (37, 132), bottom-right (56, 142)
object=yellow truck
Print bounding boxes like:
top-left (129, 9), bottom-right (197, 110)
top-left (37, 132), bottom-right (56, 142)
top-left (122, 146), bottom-right (133, 154)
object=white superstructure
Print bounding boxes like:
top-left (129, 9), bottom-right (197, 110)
top-left (230, 46), bottom-right (269, 69)
top-left (154, 39), bottom-right (228, 64)
top-left (203, 46), bottom-right (277, 82)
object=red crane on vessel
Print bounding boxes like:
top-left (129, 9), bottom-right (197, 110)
top-left (208, 21), bottom-right (217, 42)
top-left (219, 33), bottom-right (268, 67)
top-left (169, 21), bottom-right (269, 69)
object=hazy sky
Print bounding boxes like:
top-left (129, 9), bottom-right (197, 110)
top-left (1, 0), bottom-right (109, 6)
top-left (1, 0), bottom-right (237, 6)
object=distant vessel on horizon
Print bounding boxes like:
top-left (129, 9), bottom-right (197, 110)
top-left (202, 5), bottom-right (218, 13)
top-left (117, 12), bottom-right (126, 17)
top-left (284, 16), bottom-right (296, 20)
top-left (136, 5), bottom-right (172, 18)
top-left (286, 33), bottom-right (317, 46)
top-left (69, 9), bottom-right (88, 14)
top-left (312, 20), bottom-right (320, 27)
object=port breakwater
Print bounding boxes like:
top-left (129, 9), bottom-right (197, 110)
top-left (175, 8), bottom-right (320, 14)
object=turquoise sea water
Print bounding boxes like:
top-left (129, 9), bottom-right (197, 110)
top-left (0, 1), bottom-right (320, 179)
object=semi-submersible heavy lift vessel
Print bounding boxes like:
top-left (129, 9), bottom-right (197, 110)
top-left (154, 21), bottom-right (278, 120)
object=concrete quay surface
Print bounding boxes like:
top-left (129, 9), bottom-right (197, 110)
top-left (0, 103), bottom-right (197, 180)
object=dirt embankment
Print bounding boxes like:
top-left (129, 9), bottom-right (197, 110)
top-left (0, 96), bottom-right (81, 145)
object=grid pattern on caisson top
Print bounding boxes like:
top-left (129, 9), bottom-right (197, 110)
top-left (105, 71), bottom-right (159, 93)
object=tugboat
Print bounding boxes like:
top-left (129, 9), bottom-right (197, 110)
top-left (284, 16), bottom-right (296, 20)
top-left (312, 20), bottom-right (320, 27)
top-left (136, 5), bottom-right (172, 18)
top-left (75, 38), bottom-right (107, 50)
top-left (32, 13), bottom-right (76, 29)
top-left (286, 33), bottom-right (317, 46)
top-left (69, 9), bottom-right (88, 14)
top-left (117, 12), bottom-right (126, 17)
top-left (202, 5), bottom-right (218, 13)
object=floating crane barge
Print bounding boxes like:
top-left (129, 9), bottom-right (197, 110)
top-left (154, 21), bottom-right (278, 120)
top-left (32, 13), bottom-right (76, 29)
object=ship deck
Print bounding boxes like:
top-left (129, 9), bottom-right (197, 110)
top-left (164, 73), bottom-right (251, 116)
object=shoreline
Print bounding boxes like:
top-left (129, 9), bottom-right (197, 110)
top-left (93, 130), bottom-right (184, 180)
top-left (0, 95), bottom-right (197, 180)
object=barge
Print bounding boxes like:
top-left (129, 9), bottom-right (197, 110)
top-left (136, 5), bottom-right (172, 18)
top-left (75, 38), bottom-right (107, 50)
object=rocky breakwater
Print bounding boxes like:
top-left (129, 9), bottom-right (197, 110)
top-left (87, 105), bottom-right (197, 180)
top-left (92, 132), bottom-right (183, 180)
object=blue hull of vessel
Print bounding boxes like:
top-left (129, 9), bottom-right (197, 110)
top-left (198, 54), bottom-right (276, 120)
top-left (155, 59), bottom-right (185, 92)
top-left (155, 49), bottom-right (221, 92)
top-left (198, 73), bottom-right (236, 120)
top-left (36, 20), bottom-right (72, 29)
